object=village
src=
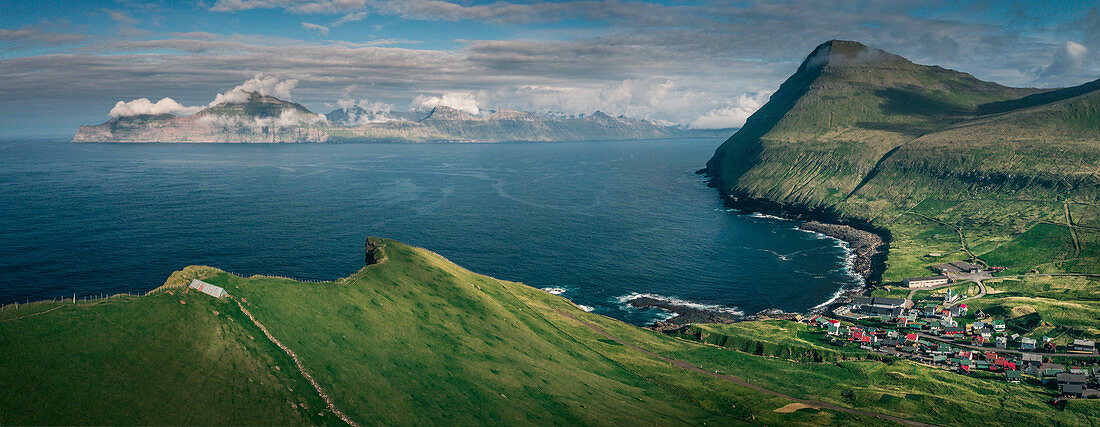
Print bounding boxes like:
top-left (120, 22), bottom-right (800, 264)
top-left (800, 261), bottom-right (1099, 400)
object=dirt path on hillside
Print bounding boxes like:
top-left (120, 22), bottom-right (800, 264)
top-left (907, 212), bottom-right (979, 263)
top-left (1065, 203), bottom-right (1082, 259)
top-left (554, 310), bottom-right (936, 427)
top-left (0, 305), bottom-right (65, 322)
top-left (235, 299), bottom-right (359, 427)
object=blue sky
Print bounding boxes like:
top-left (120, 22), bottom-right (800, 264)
top-left (2, 0), bottom-right (1099, 136)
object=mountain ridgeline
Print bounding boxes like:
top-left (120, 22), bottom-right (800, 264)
top-left (706, 40), bottom-right (1100, 280)
top-left (73, 92), bottom-right (728, 143)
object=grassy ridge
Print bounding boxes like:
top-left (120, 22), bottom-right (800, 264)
top-left (3, 239), bottom-right (1097, 425)
top-left (215, 241), bottom-right (718, 425)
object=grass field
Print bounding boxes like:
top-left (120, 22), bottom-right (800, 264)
top-left (0, 292), bottom-right (329, 425)
top-left (962, 275), bottom-right (1100, 340)
top-left (2, 239), bottom-right (1096, 425)
top-left (674, 320), bottom-right (871, 362)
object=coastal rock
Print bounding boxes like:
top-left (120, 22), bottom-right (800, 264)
top-left (627, 296), bottom-right (740, 331)
top-left (364, 238), bottom-right (383, 265)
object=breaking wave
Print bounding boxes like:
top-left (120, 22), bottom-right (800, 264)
top-left (541, 287), bottom-right (567, 295)
top-left (616, 292), bottom-right (745, 316)
top-left (811, 286), bottom-right (848, 311)
top-left (748, 212), bottom-right (785, 220)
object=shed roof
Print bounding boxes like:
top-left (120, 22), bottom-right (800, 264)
top-left (189, 279), bottom-right (227, 298)
top-left (949, 261), bottom-right (981, 270)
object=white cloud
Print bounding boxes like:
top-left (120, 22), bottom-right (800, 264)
top-left (301, 22), bottom-right (330, 35)
top-left (689, 93), bottom-right (770, 129)
top-left (333, 98), bottom-right (398, 124)
top-left (1041, 41), bottom-right (1089, 78)
top-left (106, 10), bottom-right (139, 25)
top-left (197, 107), bottom-right (325, 128)
top-left (0, 24), bottom-right (87, 48)
top-left (11, 1), bottom-right (1100, 135)
top-left (106, 75), bottom-right (304, 119)
top-left (485, 79), bottom-right (749, 125)
top-left (413, 92), bottom-right (480, 115)
top-left (209, 74), bottom-right (298, 106)
top-left (108, 97), bottom-right (204, 118)
top-left (338, 97), bottom-right (393, 112)
top-left (209, 0), bottom-right (366, 13)
top-left (333, 11), bottom-right (367, 26)
top-left (274, 108), bottom-right (324, 126)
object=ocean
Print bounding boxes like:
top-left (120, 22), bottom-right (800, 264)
top-left (0, 137), bottom-right (862, 325)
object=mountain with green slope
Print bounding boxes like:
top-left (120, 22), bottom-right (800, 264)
top-left (3, 239), bottom-right (1096, 425)
top-left (706, 40), bottom-right (1043, 207)
top-left (706, 39), bottom-right (1099, 284)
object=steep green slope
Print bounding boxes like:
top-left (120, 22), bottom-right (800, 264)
top-left (707, 40), bottom-right (1100, 283)
top-left (7, 239), bottom-right (1096, 425)
top-left (706, 40), bottom-right (1039, 207)
top-left (217, 240), bottom-right (716, 425)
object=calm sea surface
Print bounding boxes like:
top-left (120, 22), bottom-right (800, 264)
top-left (0, 138), bottom-right (861, 324)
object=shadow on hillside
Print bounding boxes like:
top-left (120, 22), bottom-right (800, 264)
top-left (978, 79), bottom-right (1099, 115)
top-left (854, 88), bottom-right (971, 136)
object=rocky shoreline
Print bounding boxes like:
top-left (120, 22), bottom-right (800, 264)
top-left (627, 297), bottom-right (741, 331)
top-left (627, 173), bottom-right (891, 330)
top-left (797, 221), bottom-right (884, 282)
top-left (706, 184), bottom-right (889, 281)
top-left (709, 181), bottom-right (890, 308)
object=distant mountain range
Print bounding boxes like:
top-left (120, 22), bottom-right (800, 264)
top-left (73, 92), bottom-right (730, 143)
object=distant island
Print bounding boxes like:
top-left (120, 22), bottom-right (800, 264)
top-left (72, 91), bottom-right (731, 143)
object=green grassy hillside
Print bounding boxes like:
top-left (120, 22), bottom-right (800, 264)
top-left (707, 40), bottom-right (1100, 291)
top-left (2, 239), bottom-right (1097, 425)
top-left (706, 40), bottom-right (1040, 207)
top-left (0, 288), bottom-right (329, 425)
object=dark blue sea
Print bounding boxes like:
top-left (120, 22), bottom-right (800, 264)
top-left (0, 138), bottom-right (861, 325)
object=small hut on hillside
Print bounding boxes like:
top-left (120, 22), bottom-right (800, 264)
top-left (189, 279), bottom-right (227, 298)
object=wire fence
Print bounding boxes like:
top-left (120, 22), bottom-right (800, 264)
top-left (221, 271), bottom-right (334, 284)
top-left (1, 291), bottom-right (143, 311)
top-left (1, 266), bottom-right (370, 312)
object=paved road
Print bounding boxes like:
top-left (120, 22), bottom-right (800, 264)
top-left (905, 276), bottom-right (986, 308)
top-left (1000, 273), bottom-right (1100, 279)
top-left (947, 280), bottom-right (986, 308)
top-left (555, 309), bottom-right (936, 427)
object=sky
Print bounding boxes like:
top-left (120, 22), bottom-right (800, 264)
top-left (1, 0), bottom-right (1099, 137)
